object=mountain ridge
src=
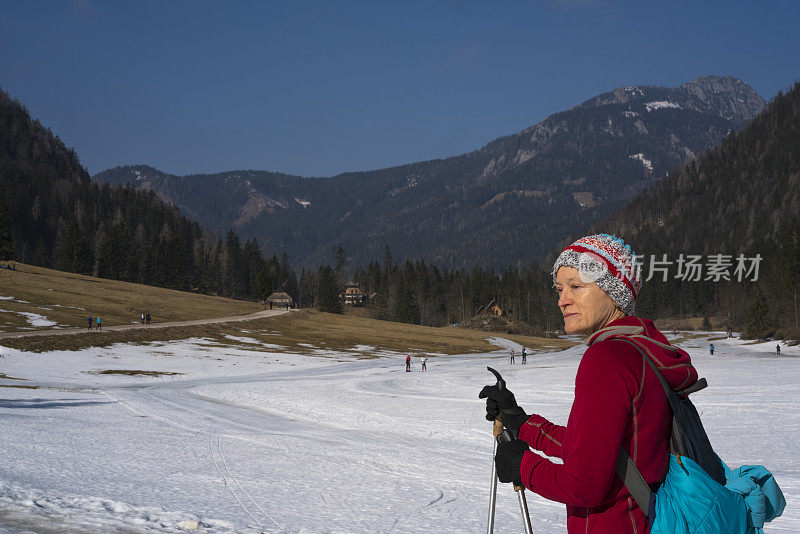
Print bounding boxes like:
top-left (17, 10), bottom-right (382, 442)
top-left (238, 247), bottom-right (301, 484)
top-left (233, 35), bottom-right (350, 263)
top-left (94, 75), bottom-right (765, 269)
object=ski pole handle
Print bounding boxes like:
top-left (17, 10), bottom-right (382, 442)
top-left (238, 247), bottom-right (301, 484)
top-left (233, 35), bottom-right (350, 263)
top-left (487, 366), bottom-right (505, 391)
top-left (487, 366), bottom-right (507, 439)
top-left (493, 417), bottom-right (503, 438)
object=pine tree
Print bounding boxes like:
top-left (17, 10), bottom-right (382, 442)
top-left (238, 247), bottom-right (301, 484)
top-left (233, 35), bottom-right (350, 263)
top-left (224, 230), bottom-right (244, 297)
top-left (782, 222), bottom-right (800, 338)
top-left (395, 275), bottom-right (420, 325)
top-left (0, 191), bottom-right (12, 260)
top-left (702, 311), bottom-right (712, 331)
top-left (745, 285), bottom-right (770, 339)
top-left (299, 268), bottom-right (316, 308)
top-left (60, 219), bottom-right (91, 274)
top-left (255, 268), bottom-right (272, 309)
top-left (317, 265), bottom-right (343, 314)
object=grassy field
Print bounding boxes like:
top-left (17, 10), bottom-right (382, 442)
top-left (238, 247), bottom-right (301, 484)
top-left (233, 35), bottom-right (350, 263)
top-left (0, 309), bottom-right (576, 355)
top-left (0, 262), bottom-right (262, 332)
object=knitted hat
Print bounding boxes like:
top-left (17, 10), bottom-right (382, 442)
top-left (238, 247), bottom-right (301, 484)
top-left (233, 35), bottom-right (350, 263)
top-left (551, 234), bottom-right (642, 315)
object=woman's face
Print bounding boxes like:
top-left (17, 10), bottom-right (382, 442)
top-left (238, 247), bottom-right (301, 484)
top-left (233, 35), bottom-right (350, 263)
top-left (554, 266), bottom-right (623, 335)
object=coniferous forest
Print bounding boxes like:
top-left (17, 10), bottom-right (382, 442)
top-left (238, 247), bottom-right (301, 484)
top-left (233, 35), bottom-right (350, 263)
top-left (2, 81), bottom-right (800, 340)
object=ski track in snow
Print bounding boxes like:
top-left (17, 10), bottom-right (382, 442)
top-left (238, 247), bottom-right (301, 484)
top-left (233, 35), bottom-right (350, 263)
top-left (0, 334), bottom-right (798, 532)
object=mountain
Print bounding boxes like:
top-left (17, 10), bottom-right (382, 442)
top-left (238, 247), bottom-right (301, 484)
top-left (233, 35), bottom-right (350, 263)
top-left (596, 81), bottom-right (800, 337)
top-left (94, 75), bottom-right (764, 270)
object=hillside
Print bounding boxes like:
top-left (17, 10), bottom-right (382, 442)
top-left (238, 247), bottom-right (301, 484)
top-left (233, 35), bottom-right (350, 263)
top-left (0, 261), bottom-right (570, 356)
top-left (0, 86), bottom-right (298, 302)
top-left (94, 76), bottom-right (764, 269)
top-left (0, 261), bottom-right (262, 334)
top-left (597, 81), bottom-right (800, 337)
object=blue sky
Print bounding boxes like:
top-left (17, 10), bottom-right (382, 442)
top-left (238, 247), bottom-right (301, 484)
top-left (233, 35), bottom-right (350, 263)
top-left (1, 1), bottom-right (798, 177)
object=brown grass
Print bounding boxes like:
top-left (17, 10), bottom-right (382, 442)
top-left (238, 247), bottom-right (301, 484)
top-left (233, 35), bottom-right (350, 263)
top-left (0, 262), bottom-right (261, 332)
top-left (0, 373), bottom-right (24, 380)
top-left (0, 372), bottom-right (35, 388)
top-left (98, 370), bottom-right (182, 377)
top-left (0, 310), bottom-right (577, 355)
top-left (653, 315), bottom-right (728, 332)
top-left (0, 262), bottom-right (577, 356)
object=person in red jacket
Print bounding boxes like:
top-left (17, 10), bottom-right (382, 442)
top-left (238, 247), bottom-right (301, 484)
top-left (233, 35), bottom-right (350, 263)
top-left (480, 234), bottom-right (698, 533)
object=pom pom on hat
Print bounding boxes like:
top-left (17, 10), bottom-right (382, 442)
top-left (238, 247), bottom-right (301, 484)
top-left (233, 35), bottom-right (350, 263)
top-left (552, 234), bottom-right (642, 315)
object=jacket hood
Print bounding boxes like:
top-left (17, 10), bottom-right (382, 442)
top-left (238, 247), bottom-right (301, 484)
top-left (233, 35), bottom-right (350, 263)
top-left (586, 316), bottom-right (697, 391)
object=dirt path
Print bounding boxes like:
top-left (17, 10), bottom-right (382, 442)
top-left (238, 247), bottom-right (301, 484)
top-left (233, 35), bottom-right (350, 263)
top-left (0, 309), bottom-right (291, 340)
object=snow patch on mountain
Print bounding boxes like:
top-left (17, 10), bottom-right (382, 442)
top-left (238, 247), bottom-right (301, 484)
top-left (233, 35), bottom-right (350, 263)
top-left (646, 101), bottom-right (682, 112)
top-left (629, 153), bottom-right (654, 173)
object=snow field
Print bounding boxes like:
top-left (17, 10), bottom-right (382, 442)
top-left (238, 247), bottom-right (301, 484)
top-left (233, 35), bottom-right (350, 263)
top-left (0, 334), bottom-right (797, 533)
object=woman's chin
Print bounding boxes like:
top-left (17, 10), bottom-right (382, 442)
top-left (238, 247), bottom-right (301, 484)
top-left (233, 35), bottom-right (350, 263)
top-left (563, 317), bottom-right (582, 335)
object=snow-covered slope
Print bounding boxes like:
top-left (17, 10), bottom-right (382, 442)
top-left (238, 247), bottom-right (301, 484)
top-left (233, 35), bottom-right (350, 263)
top-left (0, 333), bottom-right (796, 533)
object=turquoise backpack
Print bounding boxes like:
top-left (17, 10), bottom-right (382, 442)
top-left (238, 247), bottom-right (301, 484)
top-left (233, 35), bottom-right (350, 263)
top-left (614, 337), bottom-right (786, 534)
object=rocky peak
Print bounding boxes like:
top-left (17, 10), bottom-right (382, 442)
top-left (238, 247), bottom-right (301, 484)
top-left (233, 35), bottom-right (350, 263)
top-left (680, 75), bottom-right (765, 122)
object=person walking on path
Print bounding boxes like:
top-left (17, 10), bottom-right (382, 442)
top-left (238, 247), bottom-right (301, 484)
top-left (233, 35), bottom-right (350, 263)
top-left (777, 344), bottom-right (781, 355)
top-left (141, 313), bottom-right (145, 324)
top-left (709, 343), bottom-right (715, 355)
top-left (96, 317), bottom-right (101, 330)
top-left (480, 233), bottom-right (698, 533)
top-left (421, 357), bottom-right (427, 372)
top-left (87, 315), bottom-right (93, 330)
top-left (521, 346), bottom-right (527, 364)
top-left (509, 348), bottom-right (515, 364)
top-left (146, 312), bottom-right (151, 324)
top-left (406, 355), bottom-right (411, 372)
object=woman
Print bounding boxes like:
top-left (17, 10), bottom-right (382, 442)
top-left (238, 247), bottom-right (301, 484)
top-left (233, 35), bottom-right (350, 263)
top-left (480, 234), bottom-right (698, 533)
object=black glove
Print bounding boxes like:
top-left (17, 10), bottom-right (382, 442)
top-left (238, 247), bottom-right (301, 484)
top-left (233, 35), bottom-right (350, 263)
top-left (478, 384), bottom-right (529, 436)
top-left (495, 439), bottom-right (528, 484)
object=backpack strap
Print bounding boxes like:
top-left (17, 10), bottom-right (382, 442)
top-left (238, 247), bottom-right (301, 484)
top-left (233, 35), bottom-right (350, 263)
top-left (617, 447), bottom-right (653, 516)
top-left (611, 336), bottom-right (705, 517)
top-left (676, 378), bottom-right (707, 397)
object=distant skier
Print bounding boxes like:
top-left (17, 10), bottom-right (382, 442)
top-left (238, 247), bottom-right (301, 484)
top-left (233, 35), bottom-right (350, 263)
top-left (777, 344), bottom-right (781, 355)
top-left (421, 357), bottom-right (427, 372)
top-left (87, 315), bottom-right (93, 330)
top-left (406, 355), bottom-right (411, 372)
top-left (510, 348), bottom-right (515, 364)
top-left (709, 343), bottom-right (715, 355)
top-left (96, 317), bottom-right (101, 330)
top-left (521, 347), bottom-right (527, 364)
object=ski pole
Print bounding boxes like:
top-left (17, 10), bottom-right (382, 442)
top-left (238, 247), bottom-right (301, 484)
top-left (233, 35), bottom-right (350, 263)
top-left (487, 415), bottom-right (503, 534)
top-left (486, 367), bottom-right (506, 534)
top-left (497, 427), bottom-right (534, 534)
top-left (485, 366), bottom-right (534, 534)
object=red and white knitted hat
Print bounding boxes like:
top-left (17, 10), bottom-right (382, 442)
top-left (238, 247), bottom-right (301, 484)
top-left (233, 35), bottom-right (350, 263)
top-left (552, 234), bottom-right (642, 315)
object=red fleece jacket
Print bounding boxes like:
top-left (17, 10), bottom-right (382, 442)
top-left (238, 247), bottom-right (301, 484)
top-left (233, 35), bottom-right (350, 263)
top-left (517, 317), bottom-right (697, 533)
